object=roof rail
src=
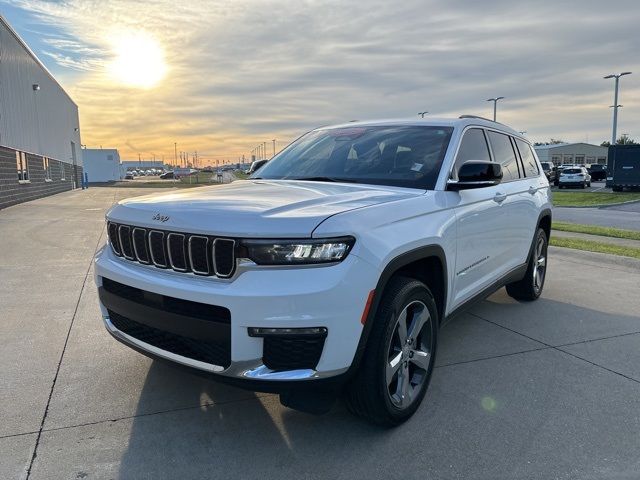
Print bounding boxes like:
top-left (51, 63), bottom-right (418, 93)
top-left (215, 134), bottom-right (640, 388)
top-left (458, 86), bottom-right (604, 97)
top-left (459, 114), bottom-right (512, 129)
top-left (458, 115), bottom-right (495, 122)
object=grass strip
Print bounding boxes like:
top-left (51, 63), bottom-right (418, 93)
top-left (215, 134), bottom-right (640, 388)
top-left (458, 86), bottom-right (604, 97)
top-left (552, 222), bottom-right (640, 241)
top-left (552, 191), bottom-right (640, 207)
top-left (550, 236), bottom-right (640, 259)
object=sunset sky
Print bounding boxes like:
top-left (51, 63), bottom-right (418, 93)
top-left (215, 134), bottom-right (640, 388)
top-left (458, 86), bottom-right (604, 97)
top-left (1, 0), bottom-right (639, 164)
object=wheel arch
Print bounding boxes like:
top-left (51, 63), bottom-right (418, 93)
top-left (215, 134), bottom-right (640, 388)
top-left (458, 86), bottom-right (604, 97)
top-left (345, 245), bottom-right (448, 378)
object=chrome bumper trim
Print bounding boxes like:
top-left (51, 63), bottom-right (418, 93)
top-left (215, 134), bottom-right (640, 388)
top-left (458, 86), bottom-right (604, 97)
top-left (103, 315), bottom-right (348, 381)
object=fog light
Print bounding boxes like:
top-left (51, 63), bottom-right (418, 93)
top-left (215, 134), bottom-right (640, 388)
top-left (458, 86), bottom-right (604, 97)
top-left (248, 327), bottom-right (327, 337)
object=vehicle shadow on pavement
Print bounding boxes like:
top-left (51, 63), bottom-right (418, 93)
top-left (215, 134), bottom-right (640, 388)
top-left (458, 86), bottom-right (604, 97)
top-left (115, 294), bottom-right (640, 479)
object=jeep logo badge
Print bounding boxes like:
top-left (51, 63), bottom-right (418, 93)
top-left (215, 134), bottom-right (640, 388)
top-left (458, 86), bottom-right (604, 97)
top-left (152, 213), bottom-right (170, 223)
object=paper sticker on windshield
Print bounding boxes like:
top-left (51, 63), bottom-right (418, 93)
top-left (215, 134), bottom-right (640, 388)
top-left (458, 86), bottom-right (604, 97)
top-left (411, 163), bottom-right (423, 172)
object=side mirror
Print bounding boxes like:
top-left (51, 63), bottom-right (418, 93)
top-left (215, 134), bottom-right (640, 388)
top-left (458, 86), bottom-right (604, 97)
top-left (447, 161), bottom-right (503, 191)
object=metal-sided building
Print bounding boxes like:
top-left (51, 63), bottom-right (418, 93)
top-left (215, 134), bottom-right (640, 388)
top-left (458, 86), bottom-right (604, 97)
top-left (0, 15), bottom-right (82, 209)
top-left (534, 143), bottom-right (608, 166)
top-left (83, 148), bottom-right (122, 183)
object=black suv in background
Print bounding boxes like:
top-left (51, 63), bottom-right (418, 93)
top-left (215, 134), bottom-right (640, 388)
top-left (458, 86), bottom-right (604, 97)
top-left (540, 162), bottom-right (557, 183)
top-left (587, 164), bottom-right (607, 181)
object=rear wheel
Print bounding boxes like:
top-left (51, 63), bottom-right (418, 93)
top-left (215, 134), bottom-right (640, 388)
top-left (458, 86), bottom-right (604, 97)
top-left (345, 277), bottom-right (438, 426)
top-left (581, 181), bottom-right (586, 189)
top-left (506, 228), bottom-right (548, 301)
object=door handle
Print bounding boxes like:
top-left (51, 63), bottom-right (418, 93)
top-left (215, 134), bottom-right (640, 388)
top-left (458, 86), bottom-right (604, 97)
top-left (528, 185), bottom-right (537, 195)
top-left (493, 192), bottom-right (507, 204)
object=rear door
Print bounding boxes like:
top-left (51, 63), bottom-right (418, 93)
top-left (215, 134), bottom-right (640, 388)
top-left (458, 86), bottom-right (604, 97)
top-left (484, 131), bottom-right (533, 271)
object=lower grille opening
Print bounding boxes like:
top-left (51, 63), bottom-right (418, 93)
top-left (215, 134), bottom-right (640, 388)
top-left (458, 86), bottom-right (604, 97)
top-left (263, 335), bottom-right (326, 371)
top-left (108, 310), bottom-right (231, 368)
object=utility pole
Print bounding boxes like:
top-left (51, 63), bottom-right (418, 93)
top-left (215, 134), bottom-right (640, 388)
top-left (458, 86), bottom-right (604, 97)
top-left (174, 142), bottom-right (177, 167)
top-left (486, 97), bottom-right (505, 121)
top-left (263, 142), bottom-right (267, 159)
top-left (604, 72), bottom-right (632, 145)
top-left (272, 139), bottom-right (276, 157)
top-left (138, 153), bottom-right (141, 169)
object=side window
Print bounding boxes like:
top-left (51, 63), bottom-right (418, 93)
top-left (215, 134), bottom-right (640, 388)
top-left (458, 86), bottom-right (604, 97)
top-left (16, 151), bottom-right (29, 182)
top-left (486, 131), bottom-right (521, 182)
top-left (515, 139), bottom-right (539, 177)
top-left (453, 128), bottom-right (491, 177)
top-left (43, 157), bottom-right (52, 181)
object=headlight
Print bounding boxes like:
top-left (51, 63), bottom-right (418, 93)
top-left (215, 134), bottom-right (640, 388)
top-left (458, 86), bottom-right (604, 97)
top-left (241, 237), bottom-right (355, 265)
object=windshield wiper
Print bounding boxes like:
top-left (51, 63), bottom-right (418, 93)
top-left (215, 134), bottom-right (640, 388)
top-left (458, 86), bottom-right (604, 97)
top-left (290, 176), bottom-right (356, 183)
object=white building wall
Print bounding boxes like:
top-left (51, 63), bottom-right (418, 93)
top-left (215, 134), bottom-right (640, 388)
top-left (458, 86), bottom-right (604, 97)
top-left (82, 148), bottom-right (121, 182)
top-left (0, 16), bottom-right (82, 166)
top-left (534, 143), bottom-right (608, 165)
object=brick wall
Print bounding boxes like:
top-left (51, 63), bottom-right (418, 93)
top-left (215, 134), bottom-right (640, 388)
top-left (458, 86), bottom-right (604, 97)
top-left (0, 145), bottom-right (81, 209)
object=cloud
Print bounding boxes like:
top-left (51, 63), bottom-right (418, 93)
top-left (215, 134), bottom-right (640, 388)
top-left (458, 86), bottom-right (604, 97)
top-left (6, 0), bottom-right (640, 161)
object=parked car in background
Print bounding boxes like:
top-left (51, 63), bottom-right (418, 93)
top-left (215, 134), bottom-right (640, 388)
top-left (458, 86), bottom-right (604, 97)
top-left (558, 166), bottom-right (591, 189)
top-left (540, 162), bottom-right (557, 183)
top-left (96, 116), bottom-right (552, 426)
top-left (124, 173), bottom-right (134, 180)
top-left (587, 164), bottom-right (607, 181)
top-left (159, 171), bottom-right (174, 179)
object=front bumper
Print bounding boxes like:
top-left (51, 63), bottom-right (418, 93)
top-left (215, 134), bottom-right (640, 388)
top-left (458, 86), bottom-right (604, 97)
top-left (94, 245), bottom-right (379, 387)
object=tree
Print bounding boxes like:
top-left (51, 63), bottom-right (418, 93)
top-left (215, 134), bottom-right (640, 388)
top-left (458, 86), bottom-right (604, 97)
top-left (601, 135), bottom-right (638, 147)
top-left (534, 138), bottom-right (566, 146)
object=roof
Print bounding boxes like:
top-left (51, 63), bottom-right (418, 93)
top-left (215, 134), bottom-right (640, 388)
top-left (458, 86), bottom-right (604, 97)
top-left (0, 14), bottom-right (77, 107)
top-left (317, 116), bottom-right (522, 137)
top-left (534, 142), bottom-right (605, 150)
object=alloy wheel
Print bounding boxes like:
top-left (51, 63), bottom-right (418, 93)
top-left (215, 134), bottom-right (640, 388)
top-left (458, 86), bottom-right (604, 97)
top-left (386, 301), bottom-right (433, 409)
top-left (532, 236), bottom-right (547, 293)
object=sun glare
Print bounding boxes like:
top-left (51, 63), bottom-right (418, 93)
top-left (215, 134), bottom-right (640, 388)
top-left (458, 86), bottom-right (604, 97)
top-left (109, 31), bottom-right (167, 89)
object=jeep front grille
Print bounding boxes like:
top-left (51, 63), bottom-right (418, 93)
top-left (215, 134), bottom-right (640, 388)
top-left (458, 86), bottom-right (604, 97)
top-left (107, 222), bottom-right (237, 278)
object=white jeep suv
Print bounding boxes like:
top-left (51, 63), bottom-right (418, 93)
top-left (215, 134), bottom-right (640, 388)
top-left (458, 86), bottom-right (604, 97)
top-left (95, 116), bottom-right (552, 426)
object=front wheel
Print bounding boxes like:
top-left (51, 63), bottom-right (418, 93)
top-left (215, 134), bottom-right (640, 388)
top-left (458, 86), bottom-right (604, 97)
top-left (345, 277), bottom-right (438, 426)
top-left (506, 228), bottom-right (548, 301)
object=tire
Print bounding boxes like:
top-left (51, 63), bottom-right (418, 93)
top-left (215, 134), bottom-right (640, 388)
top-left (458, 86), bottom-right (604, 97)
top-left (345, 276), bottom-right (438, 427)
top-left (581, 182), bottom-right (586, 189)
top-left (506, 228), bottom-right (548, 301)
top-left (587, 181), bottom-right (591, 187)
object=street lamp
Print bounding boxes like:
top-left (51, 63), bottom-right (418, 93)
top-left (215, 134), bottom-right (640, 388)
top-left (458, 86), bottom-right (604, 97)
top-left (417, 111), bottom-right (428, 118)
top-left (272, 139), bottom-right (276, 157)
top-left (486, 97), bottom-right (504, 122)
top-left (604, 72), bottom-right (632, 145)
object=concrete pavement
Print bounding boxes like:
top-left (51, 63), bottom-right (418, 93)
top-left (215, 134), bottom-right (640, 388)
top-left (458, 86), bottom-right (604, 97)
top-left (2, 186), bottom-right (640, 479)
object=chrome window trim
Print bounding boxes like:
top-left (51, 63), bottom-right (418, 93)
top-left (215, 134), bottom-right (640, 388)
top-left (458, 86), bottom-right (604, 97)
top-left (132, 227), bottom-right (150, 264)
top-left (148, 230), bottom-right (168, 268)
top-left (188, 235), bottom-right (210, 275)
top-left (212, 238), bottom-right (236, 278)
top-left (118, 225), bottom-right (135, 260)
top-left (167, 232), bottom-right (188, 272)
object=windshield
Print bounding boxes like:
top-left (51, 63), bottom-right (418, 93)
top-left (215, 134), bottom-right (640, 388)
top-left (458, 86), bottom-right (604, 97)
top-left (252, 125), bottom-right (454, 189)
top-left (563, 168), bottom-right (582, 174)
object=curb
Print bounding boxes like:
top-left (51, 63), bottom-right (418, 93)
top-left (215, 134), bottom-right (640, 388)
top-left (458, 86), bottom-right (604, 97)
top-left (555, 199), bottom-right (640, 209)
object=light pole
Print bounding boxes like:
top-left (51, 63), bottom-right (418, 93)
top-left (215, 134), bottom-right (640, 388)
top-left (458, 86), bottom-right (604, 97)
top-left (486, 97), bottom-right (504, 121)
top-left (604, 72), bottom-right (632, 145)
top-left (272, 139), bottom-right (276, 157)
top-left (417, 111), bottom-right (428, 118)
top-left (174, 142), bottom-right (177, 167)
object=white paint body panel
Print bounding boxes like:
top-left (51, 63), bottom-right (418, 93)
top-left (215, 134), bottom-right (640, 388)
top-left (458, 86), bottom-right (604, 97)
top-left (95, 117), bottom-right (552, 382)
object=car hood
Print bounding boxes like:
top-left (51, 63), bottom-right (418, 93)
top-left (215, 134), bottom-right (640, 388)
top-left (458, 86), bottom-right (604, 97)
top-left (106, 180), bottom-right (422, 237)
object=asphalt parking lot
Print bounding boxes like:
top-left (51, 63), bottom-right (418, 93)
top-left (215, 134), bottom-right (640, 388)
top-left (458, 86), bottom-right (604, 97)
top-left (2, 187), bottom-right (640, 480)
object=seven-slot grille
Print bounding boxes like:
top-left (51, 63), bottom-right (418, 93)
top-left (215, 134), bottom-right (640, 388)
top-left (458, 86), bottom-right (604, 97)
top-left (107, 221), bottom-right (236, 277)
